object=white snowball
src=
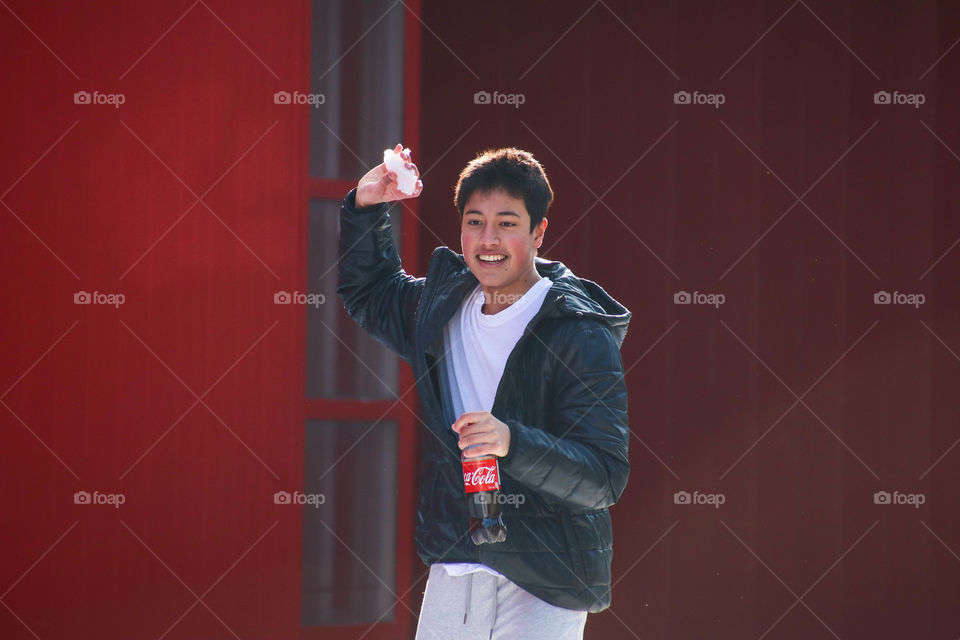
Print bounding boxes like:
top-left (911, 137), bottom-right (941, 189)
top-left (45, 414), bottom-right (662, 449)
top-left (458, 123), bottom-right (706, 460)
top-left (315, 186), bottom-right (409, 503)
top-left (383, 147), bottom-right (418, 196)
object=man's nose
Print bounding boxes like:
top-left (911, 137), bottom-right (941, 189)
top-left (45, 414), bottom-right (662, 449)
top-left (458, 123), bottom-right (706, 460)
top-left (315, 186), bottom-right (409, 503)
top-left (480, 228), bottom-right (499, 244)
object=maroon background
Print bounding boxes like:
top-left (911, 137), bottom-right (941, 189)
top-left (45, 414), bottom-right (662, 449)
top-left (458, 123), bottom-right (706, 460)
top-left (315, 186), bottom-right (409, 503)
top-left (3, 1), bottom-right (960, 639)
top-left (415, 1), bottom-right (960, 638)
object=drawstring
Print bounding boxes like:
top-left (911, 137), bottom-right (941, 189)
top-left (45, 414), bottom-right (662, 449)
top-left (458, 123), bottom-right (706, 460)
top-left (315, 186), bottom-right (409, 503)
top-left (462, 571), bottom-right (499, 634)
top-left (488, 577), bottom-right (499, 639)
top-left (463, 572), bottom-right (473, 624)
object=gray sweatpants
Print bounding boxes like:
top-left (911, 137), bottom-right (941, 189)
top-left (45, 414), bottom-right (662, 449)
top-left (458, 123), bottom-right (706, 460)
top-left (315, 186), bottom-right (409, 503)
top-left (414, 564), bottom-right (588, 640)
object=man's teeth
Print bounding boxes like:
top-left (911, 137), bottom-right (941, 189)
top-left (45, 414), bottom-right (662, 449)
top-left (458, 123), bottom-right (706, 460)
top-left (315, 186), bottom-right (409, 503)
top-left (478, 255), bottom-right (506, 262)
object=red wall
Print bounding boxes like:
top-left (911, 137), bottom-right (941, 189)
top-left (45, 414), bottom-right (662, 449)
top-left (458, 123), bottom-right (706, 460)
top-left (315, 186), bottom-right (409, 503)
top-left (1, 2), bottom-right (308, 638)
top-left (418, 1), bottom-right (960, 638)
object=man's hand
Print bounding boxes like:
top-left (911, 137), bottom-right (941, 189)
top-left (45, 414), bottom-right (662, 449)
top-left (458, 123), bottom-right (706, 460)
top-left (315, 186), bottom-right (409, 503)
top-left (452, 412), bottom-right (511, 458)
top-left (355, 144), bottom-right (423, 208)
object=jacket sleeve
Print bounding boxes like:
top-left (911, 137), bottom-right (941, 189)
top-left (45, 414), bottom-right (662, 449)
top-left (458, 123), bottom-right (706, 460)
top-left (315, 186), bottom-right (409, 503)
top-left (336, 189), bottom-right (424, 364)
top-left (500, 320), bottom-right (630, 511)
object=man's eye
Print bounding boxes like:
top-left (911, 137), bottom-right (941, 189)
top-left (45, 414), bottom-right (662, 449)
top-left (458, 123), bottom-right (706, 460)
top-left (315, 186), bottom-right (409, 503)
top-left (501, 222), bottom-right (515, 227)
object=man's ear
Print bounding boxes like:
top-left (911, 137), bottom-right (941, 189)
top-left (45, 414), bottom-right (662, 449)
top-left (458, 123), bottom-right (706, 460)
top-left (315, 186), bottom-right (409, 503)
top-left (533, 218), bottom-right (548, 249)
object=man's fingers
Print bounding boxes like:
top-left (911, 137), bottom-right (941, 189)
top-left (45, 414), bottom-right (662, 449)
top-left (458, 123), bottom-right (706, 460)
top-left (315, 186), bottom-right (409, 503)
top-left (452, 411), bottom-right (489, 433)
top-left (457, 423), bottom-right (494, 441)
top-left (458, 432), bottom-right (497, 450)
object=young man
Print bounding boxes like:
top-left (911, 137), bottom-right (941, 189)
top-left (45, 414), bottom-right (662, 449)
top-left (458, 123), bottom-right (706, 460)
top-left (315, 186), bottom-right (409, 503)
top-left (338, 146), bottom-right (631, 639)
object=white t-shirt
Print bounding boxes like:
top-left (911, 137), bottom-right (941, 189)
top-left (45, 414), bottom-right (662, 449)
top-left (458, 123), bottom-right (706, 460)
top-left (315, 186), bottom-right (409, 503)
top-left (438, 277), bottom-right (554, 578)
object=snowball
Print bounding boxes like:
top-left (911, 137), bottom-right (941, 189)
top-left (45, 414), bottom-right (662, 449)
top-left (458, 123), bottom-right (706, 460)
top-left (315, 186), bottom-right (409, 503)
top-left (383, 147), bottom-right (418, 196)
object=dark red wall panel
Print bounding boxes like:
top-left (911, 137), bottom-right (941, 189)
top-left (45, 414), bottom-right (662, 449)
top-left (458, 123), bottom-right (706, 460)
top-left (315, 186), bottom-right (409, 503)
top-left (417, 1), bottom-right (960, 638)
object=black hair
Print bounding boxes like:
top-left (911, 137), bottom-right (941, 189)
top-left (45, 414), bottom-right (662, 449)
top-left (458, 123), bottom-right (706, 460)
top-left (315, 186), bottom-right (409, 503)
top-left (454, 148), bottom-right (553, 232)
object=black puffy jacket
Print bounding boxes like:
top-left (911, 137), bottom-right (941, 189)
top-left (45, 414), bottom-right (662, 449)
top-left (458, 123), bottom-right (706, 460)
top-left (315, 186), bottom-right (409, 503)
top-left (337, 189), bottom-right (631, 612)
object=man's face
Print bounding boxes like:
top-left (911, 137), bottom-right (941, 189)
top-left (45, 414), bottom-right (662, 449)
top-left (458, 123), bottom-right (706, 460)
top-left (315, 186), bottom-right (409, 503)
top-left (460, 189), bottom-right (547, 303)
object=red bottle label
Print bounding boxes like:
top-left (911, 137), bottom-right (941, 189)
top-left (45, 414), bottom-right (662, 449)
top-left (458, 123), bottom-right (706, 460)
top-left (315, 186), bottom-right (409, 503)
top-left (462, 457), bottom-right (501, 493)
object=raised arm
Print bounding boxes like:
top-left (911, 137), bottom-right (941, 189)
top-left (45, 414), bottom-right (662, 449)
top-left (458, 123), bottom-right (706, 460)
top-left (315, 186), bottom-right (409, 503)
top-left (336, 146), bottom-right (425, 363)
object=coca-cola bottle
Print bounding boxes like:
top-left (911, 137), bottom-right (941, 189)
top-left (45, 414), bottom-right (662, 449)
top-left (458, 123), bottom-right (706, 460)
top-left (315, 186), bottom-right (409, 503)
top-left (461, 452), bottom-right (507, 544)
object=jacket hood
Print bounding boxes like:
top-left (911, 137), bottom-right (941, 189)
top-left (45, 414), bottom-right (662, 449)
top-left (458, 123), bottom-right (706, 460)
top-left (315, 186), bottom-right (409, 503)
top-left (533, 256), bottom-right (631, 348)
top-left (429, 247), bottom-right (631, 348)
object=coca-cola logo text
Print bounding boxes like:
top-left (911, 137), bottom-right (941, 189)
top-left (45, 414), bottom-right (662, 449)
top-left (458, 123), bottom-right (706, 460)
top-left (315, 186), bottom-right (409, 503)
top-left (462, 458), bottom-right (501, 493)
top-left (464, 465), bottom-right (497, 487)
